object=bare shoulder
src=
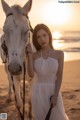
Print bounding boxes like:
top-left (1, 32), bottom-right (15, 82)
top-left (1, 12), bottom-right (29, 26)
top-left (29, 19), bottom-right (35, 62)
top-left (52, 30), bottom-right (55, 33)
top-left (56, 50), bottom-right (64, 58)
top-left (52, 50), bottom-right (64, 60)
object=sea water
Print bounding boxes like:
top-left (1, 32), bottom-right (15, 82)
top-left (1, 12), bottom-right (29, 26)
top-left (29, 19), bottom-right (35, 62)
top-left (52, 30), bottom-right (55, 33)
top-left (0, 31), bottom-right (80, 65)
top-left (53, 31), bottom-right (80, 61)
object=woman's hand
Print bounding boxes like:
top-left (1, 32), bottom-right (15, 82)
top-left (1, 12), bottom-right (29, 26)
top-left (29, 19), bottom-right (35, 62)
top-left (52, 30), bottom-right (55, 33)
top-left (50, 95), bottom-right (58, 107)
top-left (26, 43), bottom-right (32, 55)
top-left (26, 43), bottom-right (34, 78)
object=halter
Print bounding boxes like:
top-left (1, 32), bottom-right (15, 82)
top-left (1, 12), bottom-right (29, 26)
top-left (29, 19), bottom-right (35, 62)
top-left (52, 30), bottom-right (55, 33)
top-left (2, 13), bottom-right (33, 61)
top-left (3, 12), bottom-right (33, 120)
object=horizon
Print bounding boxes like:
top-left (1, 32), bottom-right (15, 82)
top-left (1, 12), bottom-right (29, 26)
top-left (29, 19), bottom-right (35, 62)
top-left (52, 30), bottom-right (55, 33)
top-left (1, 27), bottom-right (80, 33)
top-left (0, 0), bottom-right (80, 32)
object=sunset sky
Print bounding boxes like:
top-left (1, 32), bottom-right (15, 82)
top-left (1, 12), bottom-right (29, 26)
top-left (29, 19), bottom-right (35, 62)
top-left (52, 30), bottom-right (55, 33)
top-left (0, 0), bottom-right (80, 32)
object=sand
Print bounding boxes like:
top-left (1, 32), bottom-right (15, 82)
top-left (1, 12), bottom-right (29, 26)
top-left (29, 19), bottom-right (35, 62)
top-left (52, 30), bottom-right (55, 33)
top-left (0, 60), bottom-right (80, 120)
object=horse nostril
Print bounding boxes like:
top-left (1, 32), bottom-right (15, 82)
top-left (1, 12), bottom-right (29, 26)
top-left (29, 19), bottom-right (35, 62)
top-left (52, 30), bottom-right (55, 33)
top-left (12, 53), bottom-right (18, 56)
top-left (18, 65), bottom-right (22, 72)
top-left (8, 64), bottom-right (11, 72)
top-left (8, 63), bottom-right (22, 75)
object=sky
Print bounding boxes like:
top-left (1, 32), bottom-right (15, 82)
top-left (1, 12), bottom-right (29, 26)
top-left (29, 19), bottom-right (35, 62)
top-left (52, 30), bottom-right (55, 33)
top-left (0, 0), bottom-right (80, 32)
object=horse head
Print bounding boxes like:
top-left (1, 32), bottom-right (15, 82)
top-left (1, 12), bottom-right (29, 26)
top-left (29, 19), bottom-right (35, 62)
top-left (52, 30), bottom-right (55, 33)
top-left (1, 0), bottom-right (32, 75)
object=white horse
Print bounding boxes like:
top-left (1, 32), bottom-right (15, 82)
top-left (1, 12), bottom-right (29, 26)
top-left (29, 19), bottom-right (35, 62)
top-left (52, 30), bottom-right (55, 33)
top-left (1, 0), bottom-right (33, 119)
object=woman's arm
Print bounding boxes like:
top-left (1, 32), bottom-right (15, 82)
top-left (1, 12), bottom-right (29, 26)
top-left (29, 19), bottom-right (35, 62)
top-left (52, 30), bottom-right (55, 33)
top-left (26, 43), bottom-right (34, 78)
top-left (54, 50), bottom-right (64, 98)
top-left (50, 50), bottom-right (64, 106)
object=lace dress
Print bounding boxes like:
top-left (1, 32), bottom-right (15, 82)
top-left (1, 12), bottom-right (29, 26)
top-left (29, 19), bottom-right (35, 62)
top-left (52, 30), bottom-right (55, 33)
top-left (31, 54), bottom-right (69, 120)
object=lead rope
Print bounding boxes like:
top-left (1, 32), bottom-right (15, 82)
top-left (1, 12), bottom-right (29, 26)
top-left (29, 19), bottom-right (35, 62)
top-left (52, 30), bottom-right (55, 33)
top-left (22, 17), bottom-right (33, 120)
top-left (23, 62), bottom-right (26, 120)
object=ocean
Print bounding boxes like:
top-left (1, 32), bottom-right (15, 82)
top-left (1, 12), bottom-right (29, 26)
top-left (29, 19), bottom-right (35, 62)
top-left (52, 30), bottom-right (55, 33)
top-left (0, 31), bottom-right (80, 65)
top-left (53, 31), bottom-right (80, 61)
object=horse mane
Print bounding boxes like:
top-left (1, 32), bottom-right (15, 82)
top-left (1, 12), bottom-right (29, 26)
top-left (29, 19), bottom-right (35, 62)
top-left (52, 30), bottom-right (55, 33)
top-left (11, 5), bottom-right (23, 18)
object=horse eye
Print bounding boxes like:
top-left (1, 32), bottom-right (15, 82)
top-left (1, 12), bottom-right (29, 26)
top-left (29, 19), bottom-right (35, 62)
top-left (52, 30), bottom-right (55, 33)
top-left (24, 30), bottom-right (28, 35)
top-left (3, 28), bottom-right (10, 35)
top-left (22, 31), bottom-right (28, 41)
top-left (3, 29), bottom-right (7, 33)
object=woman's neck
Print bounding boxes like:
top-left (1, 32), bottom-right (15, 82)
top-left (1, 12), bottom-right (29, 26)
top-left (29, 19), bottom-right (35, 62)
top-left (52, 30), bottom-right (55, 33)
top-left (41, 46), bottom-right (52, 52)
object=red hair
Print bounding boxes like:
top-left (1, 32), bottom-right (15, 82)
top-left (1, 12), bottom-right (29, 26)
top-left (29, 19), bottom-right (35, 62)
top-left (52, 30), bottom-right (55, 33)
top-left (32, 24), bottom-right (53, 51)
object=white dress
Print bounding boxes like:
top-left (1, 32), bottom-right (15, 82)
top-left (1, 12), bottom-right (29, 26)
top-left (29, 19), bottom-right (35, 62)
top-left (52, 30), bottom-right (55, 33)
top-left (31, 54), bottom-right (69, 120)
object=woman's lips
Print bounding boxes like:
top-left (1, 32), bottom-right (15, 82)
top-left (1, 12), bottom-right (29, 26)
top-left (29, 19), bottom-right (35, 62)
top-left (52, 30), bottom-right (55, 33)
top-left (42, 42), bottom-right (46, 45)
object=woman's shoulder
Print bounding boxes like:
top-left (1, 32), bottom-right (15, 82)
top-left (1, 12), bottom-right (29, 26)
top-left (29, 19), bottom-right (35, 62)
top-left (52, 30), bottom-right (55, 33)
top-left (55, 50), bottom-right (64, 56)
top-left (51, 49), bottom-right (64, 60)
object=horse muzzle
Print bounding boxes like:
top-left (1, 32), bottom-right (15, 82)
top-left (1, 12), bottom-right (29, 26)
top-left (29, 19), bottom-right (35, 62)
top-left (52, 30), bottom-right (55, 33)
top-left (8, 62), bottom-right (22, 75)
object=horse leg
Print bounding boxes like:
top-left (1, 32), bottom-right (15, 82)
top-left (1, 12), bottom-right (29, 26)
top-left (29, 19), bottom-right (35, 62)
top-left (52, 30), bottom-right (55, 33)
top-left (13, 78), bottom-right (30, 120)
top-left (13, 78), bottom-right (29, 120)
top-left (6, 76), bottom-right (12, 102)
top-left (13, 77), bottom-right (23, 112)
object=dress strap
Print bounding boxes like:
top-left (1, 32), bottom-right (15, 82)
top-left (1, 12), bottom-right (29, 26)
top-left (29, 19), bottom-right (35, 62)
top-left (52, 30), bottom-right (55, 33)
top-left (41, 50), bottom-right (42, 57)
top-left (40, 50), bottom-right (50, 58)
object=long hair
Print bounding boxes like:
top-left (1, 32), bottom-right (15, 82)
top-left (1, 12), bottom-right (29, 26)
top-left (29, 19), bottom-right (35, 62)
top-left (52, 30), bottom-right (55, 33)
top-left (32, 24), bottom-right (53, 51)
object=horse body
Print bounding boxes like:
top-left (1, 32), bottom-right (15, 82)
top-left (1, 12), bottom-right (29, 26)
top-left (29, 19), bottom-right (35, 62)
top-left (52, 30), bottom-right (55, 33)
top-left (1, 0), bottom-right (33, 119)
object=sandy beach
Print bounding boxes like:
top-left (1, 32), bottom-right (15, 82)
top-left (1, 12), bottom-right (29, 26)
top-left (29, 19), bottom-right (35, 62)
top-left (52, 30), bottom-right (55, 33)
top-left (0, 60), bottom-right (80, 120)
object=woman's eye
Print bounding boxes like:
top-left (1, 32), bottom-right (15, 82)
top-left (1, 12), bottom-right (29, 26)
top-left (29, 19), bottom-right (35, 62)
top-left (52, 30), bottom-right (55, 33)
top-left (37, 37), bottom-right (41, 41)
top-left (43, 34), bottom-right (46, 37)
top-left (37, 35), bottom-right (41, 39)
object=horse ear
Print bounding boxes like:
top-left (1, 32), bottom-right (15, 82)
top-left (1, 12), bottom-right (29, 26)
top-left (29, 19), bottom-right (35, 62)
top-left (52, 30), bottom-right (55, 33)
top-left (1, 0), bottom-right (11, 15)
top-left (22, 0), bottom-right (32, 15)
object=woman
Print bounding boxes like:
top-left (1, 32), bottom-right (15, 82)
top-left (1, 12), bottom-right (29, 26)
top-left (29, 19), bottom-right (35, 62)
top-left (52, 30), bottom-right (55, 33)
top-left (26, 24), bottom-right (69, 120)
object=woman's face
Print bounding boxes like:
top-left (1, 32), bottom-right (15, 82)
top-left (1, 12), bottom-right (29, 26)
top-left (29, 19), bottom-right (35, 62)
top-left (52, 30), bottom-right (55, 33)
top-left (36, 29), bottom-right (50, 48)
